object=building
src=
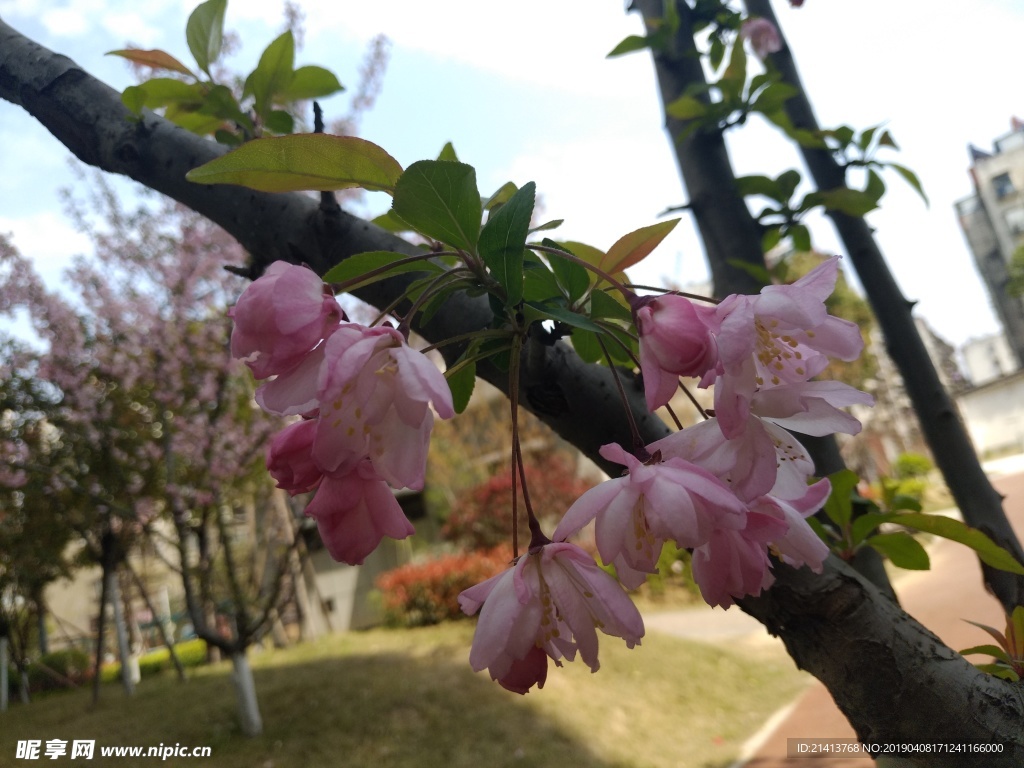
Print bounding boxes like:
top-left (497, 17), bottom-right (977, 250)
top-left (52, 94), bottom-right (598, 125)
top-left (955, 118), bottom-right (1024, 368)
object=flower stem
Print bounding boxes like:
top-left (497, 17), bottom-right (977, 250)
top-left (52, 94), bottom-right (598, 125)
top-left (596, 334), bottom-right (646, 456)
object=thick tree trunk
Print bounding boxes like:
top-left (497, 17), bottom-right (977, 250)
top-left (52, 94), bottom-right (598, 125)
top-left (2, 17), bottom-right (1022, 753)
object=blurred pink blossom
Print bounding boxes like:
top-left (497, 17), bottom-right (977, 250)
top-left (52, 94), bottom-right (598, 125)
top-left (740, 17), bottom-right (782, 59)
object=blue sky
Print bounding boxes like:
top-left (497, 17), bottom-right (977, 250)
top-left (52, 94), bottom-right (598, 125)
top-left (2, 0), bottom-right (1024, 349)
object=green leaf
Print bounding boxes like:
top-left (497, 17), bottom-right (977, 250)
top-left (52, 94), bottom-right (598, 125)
top-left (607, 34), bottom-right (652, 58)
top-left (107, 48), bottom-right (195, 77)
top-left (371, 210), bottom-right (414, 233)
top-left (280, 65), bottom-right (344, 101)
top-left (894, 514), bottom-right (1024, 575)
top-left (708, 35), bottom-right (726, 70)
top-left (446, 358), bottom-right (476, 414)
top-left (437, 142), bottom-right (460, 162)
top-left (888, 162), bottom-right (929, 206)
top-left (197, 84), bottom-right (253, 133)
top-left (122, 78), bottom-right (205, 113)
top-left (823, 469), bottom-right (860, 528)
top-left (479, 182), bottom-right (536, 306)
top-left (761, 227), bottom-right (782, 253)
top-left (850, 512), bottom-right (898, 547)
top-left (590, 288), bottom-right (633, 322)
top-left (719, 40), bottom-right (747, 101)
top-left (857, 125), bottom-right (879, 152)
top-left (523, 300), bottom-right (604, 333)
top-left (186, 0), bottom-right (227, 77)
top-left (665, 95), bottom-right (707, 120)
top-left (602, 220), bottom-right (679, 275)
top-left (878, 129), bottom-right (898, 149)
top-left (571, 329), bottom-right (604, 363)
top-left (165, 104), bottom-right (224, 134)
top-left (392, 160), bottom-right (481, 251)
top-left (322, 250), bottom-right (443, 288)
top-left (777, 170), bottom-right (802, 199)
top-left (751, 81), bottom-right (798, 114)
top-left (789, 223), bottom-right (811, 252)
top-left (959, 644), bottom-right (1014, 664)
top-left (865, 169), bottom-right (886, 202)
top-left (819, 187), bottom-right (879, 217)
top-left (248, 31), bottom-right (296, 117)
top-left (483, 181), bottom-right (518, 211)
top-left (541, 239), bottom-right (589, 303)
top-left (186, 134), bottom-right (403, 193)
top-left (530, 219), bottom-right (563, 234)
top-left (522, 260), bottom-right (562, 302)
top-left (736, 174), bottom-right (783, 202)
top-left (867, 532), bottom-right (930, 570)
top-left (264, 110), bottom-right (294, 135)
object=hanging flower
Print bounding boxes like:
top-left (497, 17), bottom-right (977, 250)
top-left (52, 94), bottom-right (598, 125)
top-left (553, 443), bottom-right (746, 588)
top-left (229, 261), bottom-right (342, 380)
top-left (459, 542), bottom-right (644, 694)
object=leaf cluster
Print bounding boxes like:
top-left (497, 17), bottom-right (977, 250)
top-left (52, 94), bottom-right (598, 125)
top-left (109, 0), bottom-right (344, 144)
top-left (812, 470), bottom-right (1024, 575)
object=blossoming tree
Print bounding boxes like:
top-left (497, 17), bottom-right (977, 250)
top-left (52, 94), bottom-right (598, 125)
top-left (2, 0), bottom-right (1024, 761)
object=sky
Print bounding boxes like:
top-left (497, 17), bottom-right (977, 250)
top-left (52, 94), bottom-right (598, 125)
top-left (1, 0), bottom-right (1023, 351)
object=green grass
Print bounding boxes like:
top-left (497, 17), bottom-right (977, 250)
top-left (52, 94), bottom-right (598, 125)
top-left (0, 622), bottom-right (806, 768)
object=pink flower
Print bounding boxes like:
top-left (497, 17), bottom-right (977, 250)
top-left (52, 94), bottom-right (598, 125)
top-left (305, 459), bottom-right (414, 565)
top-left (230, 261), bottom-right (342, 380)
top-left (711, 257), bottom-right (866, 436)
top-left (691, 510), bottom-right (787, 608)
top-left (740, 17), bottom-right (782, 59)
top-left (313, 324), bottom-right (455, 490)
top-left (553, 443), bottom-right (746, 588)
top-left (266, 418), bottom-right (322, 494)
top-left (753, 478), bottom-right (831, 572)
top-left (649, 417), bottom-right (781, 503)
top-left (458, 542), bottom-right (644, 694)
top-left (634, 295), bottom-right (718, 410)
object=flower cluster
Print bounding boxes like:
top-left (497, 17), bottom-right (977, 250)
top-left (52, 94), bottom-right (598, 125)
top-left (230, 261), bottom-right (454, 564)
top-left (568, 255), bottom-right (869, 607)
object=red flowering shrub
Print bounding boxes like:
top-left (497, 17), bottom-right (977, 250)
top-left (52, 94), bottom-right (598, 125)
top-left (442, 455), bottom-right (594, 550)
top-left (376, 545), bottom-right (513, 627)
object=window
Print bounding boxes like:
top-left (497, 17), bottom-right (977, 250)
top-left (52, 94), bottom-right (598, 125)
top-left (993, 172), bottom-right (1015, 199)
top-left (1005, 207), bottom-right (1024, 237)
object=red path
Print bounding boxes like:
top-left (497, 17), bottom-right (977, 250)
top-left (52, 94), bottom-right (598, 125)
top-left (741, 466), bottom-right (1024, 767)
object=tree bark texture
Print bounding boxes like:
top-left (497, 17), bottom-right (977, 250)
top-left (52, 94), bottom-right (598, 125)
top-left (1, 18), bottom-right (1022, 757)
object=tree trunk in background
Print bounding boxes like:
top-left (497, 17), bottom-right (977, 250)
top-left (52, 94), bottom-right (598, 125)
top-left (229, 651), bottom-right (263, 737)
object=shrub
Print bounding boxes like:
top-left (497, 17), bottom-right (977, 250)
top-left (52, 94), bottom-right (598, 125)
top-left (893, 452), bottom-right (933, 479)
top-left (442, 455), bottom-right (593, 550)
top-left (26, 648), bottom-right (92, 693)
top-left (376, 546), bottom-right (513, 627)
top-left (101, 638), bottom-right (207, 683)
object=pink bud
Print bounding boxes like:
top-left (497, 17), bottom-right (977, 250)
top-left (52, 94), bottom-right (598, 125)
top-left (740, 17), bottom-right (782, 59)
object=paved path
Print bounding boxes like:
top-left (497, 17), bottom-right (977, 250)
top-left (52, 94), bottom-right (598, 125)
top-left (645, 455), bottom-right (1024, 767)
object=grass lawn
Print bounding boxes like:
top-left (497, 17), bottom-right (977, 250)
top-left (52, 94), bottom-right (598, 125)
top-left (1, 621), bottom-right (807, 768)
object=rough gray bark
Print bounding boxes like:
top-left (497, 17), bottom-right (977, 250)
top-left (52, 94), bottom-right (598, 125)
top-left (744, 0), bottom-right (1024, 613)
top-left (2, 17), bottom-right (1022, 758)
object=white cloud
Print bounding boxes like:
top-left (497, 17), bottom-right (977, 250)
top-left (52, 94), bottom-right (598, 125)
top-left (102, 11), bottom-right (163, 46)
top-left (0, 211), bottom-right (90, 290)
